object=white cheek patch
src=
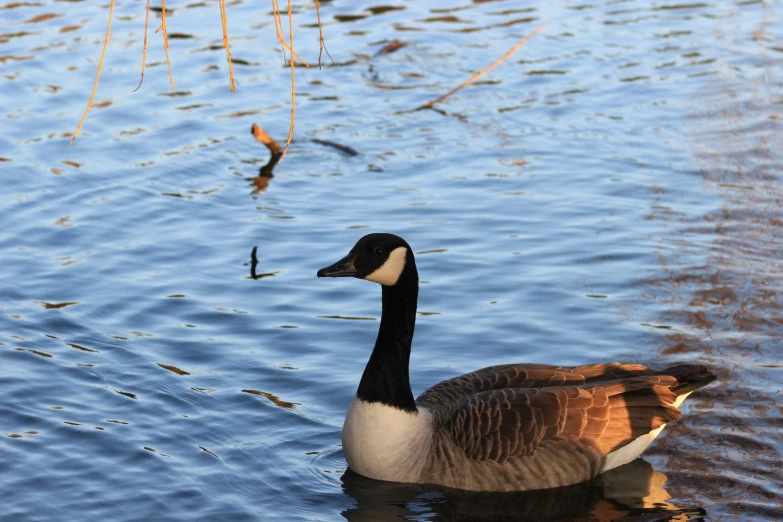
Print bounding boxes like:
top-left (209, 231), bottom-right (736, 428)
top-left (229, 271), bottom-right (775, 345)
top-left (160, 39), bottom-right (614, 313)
top-left (365, 247), bottom-right (407, 286)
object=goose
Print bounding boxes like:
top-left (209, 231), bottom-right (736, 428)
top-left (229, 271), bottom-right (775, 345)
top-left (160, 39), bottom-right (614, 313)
top-left (317, 233), bottom-right (716, 492)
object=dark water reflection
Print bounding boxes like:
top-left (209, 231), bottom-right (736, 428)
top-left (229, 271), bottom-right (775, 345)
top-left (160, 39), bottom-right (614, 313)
top-left (2, 0), bottom-right (782, 520)
top-left (342, 460), bottom-right (706, 521)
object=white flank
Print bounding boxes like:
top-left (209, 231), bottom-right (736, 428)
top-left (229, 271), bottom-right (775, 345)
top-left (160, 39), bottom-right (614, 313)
top-left (602, 391), bottom-right (693, 472)
top-left (365, 247), bottom-right (408, 286)
top-left (342, 397), bottom-right (432, 482)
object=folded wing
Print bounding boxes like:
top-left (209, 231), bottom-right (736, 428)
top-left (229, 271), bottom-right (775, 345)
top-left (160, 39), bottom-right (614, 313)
top-left (416, 363), bottom-right (714, 491)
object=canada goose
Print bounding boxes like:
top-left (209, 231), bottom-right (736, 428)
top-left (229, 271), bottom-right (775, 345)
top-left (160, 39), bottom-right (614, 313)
top-left (317, 233), bottom-right (716, 492)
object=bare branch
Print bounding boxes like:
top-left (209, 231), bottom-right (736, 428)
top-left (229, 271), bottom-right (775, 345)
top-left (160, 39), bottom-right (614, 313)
top-left (417, 22), bottom-right (545, 111)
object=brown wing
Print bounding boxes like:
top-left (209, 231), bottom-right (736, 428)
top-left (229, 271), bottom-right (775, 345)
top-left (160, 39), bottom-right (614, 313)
top-left (432, 374), bottom-right (682, 465)
top-left (416, 362), bottom-right (650, 414)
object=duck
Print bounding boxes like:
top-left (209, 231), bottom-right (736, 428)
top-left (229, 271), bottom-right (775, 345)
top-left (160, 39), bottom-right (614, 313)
top-left (317, 233), bottom-right (716, 492)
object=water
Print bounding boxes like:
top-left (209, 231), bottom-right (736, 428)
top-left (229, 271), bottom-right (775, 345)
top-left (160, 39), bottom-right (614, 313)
top-left (2, 0), bottom-right (781, 520)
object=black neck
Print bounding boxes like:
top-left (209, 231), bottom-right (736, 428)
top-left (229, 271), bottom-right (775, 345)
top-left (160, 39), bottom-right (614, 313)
top-left (356, 264), bottom-right (418, 413)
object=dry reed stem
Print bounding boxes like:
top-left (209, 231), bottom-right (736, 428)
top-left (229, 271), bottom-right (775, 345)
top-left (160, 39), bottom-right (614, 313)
top-left (72, 0), bottom-right (328, 149)
top-left (280, 43), bottom-right (309, 66)
top-left (270, 0), bottom-right (309, 67)
top-left (69, 0), bottom-right (115, 147)
top-left (315, 0), bottom-right (333, 69)
top-left (132, 0), bottom-right (151, 92)
top-left (281, 0), bottom-right (295, 160)
top-left (218, 0), bottom-right (236, 92)
top-left (270, 0), bottom-right (286, 63)
top-left (157, 0), bottom-right (175, 89)
top-left (417, 22), bottom-right (545, 111)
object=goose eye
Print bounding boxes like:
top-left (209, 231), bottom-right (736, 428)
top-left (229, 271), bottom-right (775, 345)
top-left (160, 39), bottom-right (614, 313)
top-left (373, 247), bottom-right (385, 256)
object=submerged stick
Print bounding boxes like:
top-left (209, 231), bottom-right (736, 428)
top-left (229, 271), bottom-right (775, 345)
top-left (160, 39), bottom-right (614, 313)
top-left (311, 139), bottom-right (359, 156)
top-left (416, 22), bottom-right (545, 111)
top-left (69, 0), bottom-right (115, 147)
top-left (250, 246), bottom-right (259, 279)
top-left (251, 123), bottom-right (283, 177)
top-left (132, 0), bottom-right (151, 92)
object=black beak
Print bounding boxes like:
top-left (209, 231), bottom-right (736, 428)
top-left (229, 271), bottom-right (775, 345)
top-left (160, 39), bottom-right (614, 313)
top-left (317, 253), bottom-right (359, 278)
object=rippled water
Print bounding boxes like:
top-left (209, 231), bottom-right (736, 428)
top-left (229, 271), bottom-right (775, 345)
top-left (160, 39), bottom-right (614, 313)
top-left (2, 0), bottom-right (781, 520)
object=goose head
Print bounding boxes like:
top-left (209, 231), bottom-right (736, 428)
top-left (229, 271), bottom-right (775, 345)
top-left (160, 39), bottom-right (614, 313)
top-left (317, 233), bottom-right (417, 287)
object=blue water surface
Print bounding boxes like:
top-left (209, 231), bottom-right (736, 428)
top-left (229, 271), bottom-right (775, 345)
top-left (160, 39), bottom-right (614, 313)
top-left (2, 0), bottom-right (781, 520)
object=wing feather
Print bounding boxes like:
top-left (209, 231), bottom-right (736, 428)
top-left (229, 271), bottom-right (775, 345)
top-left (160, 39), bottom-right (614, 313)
top-left (416, 362), bottom-right (650, 414)
top-left (427, 375), bottom-right (684, 466)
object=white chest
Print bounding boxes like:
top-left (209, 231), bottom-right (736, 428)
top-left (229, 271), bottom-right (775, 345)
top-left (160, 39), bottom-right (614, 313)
top-left (341, 397), bottom-right (432, 483)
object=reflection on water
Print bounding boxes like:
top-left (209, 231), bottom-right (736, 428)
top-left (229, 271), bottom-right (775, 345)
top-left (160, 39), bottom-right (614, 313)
top-left (341, 459), bottom-right (704, 522)
top-left (642, 5), bottom-right (783, 519)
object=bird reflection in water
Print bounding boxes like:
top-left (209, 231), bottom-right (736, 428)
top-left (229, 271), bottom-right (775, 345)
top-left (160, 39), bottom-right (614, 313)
top-left (340, 458), bottom-right (705, 522)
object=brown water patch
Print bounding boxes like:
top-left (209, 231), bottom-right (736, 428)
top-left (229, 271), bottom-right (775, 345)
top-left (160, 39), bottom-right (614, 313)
top-left (158, 364), bottom-right (190, 376)
top-left (37, 301), bottom-right (78, 309)
top-left (66, 343), bottom-right (99, 353)
top-left (241, 389), bottom-right (299, 410)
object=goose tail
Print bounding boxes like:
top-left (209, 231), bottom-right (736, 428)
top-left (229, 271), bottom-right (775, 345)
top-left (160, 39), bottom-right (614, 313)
top-left (656, 364), bottom-right (717, 397)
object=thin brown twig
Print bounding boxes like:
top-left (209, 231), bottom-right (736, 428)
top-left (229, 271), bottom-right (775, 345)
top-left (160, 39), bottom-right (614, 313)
top-left (315, 0), bottom-right (333, 69)
top-left (279, 40), bottom-right (309, 66)
top-left (416, 22), bottom-right (545, 111)
top-left (218, 0), bottom-right (236, 92)
top-left (157, 0), bottom-right (175, 90)
top-left (270, 0), bottom-right (309, 67)
top-left (270, 0), bottom-right (287, 64)
top-left (69, 0), bottom-right (115, 147)
top-left (280, 0), bottom-right (295, 160)
top-left (132, 0), bottom-right (151, 92)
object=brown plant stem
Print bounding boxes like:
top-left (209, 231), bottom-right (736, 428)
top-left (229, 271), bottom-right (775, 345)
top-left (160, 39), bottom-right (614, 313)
top-left (270, 0), bottom-right (309, 66)
top-left (270, 0), bottom-right (287, 63)
top-left (157, 0), bottom-right (175, 90)
top-left (315, 0), bottom-right (333, 69)
top-left (132, 0), bottom-right (151, 92)
top-left (218, 0), bottom-right (236, 92)
top-left (69, 0), bottom-right (115, 147)
top-left (416, 22), bottom-right (545, 111)
top-left (281, 0), bottom-right (295, 160)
